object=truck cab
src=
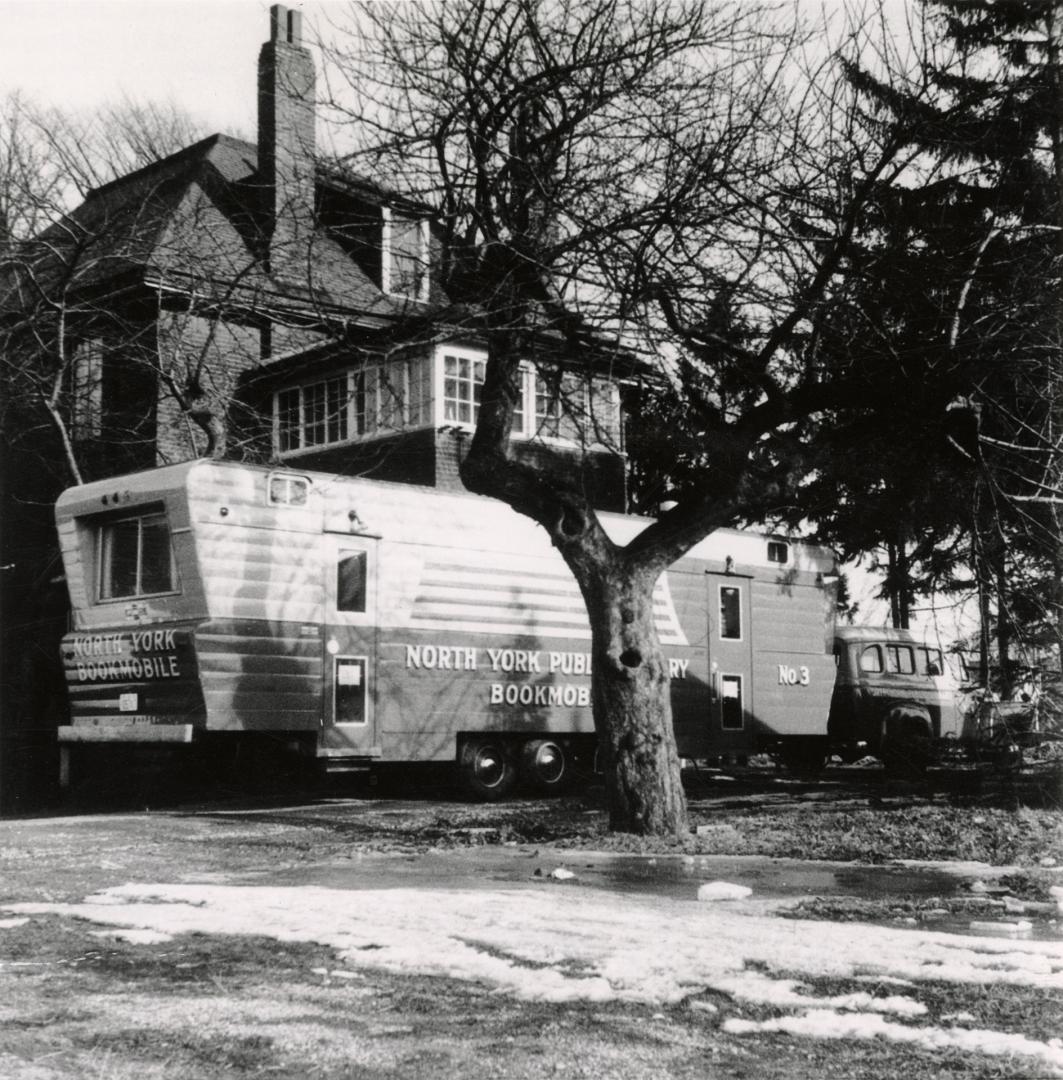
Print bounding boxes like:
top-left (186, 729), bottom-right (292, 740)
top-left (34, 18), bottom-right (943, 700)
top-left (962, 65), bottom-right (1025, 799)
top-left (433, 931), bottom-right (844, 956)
top-left (828, 626), bottom-right (968, 773)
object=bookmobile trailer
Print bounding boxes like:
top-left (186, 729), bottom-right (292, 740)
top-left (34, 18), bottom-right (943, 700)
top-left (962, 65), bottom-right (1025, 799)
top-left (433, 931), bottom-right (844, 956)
top-left (54, 460), bottom-right (840, 798)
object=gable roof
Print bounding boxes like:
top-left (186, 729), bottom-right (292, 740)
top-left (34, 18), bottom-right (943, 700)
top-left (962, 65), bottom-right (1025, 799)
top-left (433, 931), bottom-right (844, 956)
top-left (2, 132), bottom-right (441, 326)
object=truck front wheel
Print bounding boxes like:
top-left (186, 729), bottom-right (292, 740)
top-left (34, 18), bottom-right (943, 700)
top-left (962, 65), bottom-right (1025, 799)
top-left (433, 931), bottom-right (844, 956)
top-left (880, 707), bottom-right (932, 778)
top-left (458, 738), bottom-right (517, 801)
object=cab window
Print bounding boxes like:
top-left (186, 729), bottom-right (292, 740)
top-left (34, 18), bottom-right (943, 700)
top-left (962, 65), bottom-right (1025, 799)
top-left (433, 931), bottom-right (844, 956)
top-left (858, 645), bottom-right (882, 673)
top-left (886, 644), bottom-right (915, 675)
top-left (920, 647), bottom-right (943, 676)
top-left (98, 510), bottom-right (176, 600)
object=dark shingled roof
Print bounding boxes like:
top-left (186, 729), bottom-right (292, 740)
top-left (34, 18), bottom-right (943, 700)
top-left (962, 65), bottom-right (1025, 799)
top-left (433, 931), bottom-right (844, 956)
top-left (2, 132), bottom-right (439, 323)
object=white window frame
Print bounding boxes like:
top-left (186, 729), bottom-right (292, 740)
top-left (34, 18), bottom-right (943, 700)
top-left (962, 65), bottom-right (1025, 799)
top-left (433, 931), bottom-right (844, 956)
top-left (382, 207), bottom-right (430, 303)
top-left (274, 358), bottom-right (435, 457)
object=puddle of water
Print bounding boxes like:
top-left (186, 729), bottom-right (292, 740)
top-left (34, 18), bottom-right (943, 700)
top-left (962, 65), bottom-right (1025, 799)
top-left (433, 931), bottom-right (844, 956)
top-left (254, 850), bottom-right (1062, 940)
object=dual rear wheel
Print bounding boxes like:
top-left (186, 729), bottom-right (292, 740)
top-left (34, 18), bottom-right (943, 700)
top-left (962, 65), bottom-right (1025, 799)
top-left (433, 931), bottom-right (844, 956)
top-left (458, 737), bottom-right (570, 801)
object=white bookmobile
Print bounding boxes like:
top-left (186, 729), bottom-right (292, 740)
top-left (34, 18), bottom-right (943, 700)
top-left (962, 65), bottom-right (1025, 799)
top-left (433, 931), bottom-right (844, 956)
top-left (54, 460), bottom-right (840, 797)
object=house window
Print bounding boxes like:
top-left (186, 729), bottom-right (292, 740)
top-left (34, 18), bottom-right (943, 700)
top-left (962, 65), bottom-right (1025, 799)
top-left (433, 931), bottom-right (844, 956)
top-left (97, 510), bottom-right (176, 601)
top-left (383, 208), bottom-right (429, 302)
top-left (276, 376), bottom-right (351, 452)
top-left (443, 352), bottom-right (485, 425)
top-left (275, 358), bottom-right (434, 454)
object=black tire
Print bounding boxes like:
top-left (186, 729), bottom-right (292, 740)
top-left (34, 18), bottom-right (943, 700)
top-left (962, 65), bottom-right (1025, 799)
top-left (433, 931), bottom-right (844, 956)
top-left (778, 740), bottom-right (828, 776)
top-left (880, 707), bottom-right (932, 778)
top-left (519, 739), bottom-right (568, 792)
top-left (458, 738), bottom-right (517, 802)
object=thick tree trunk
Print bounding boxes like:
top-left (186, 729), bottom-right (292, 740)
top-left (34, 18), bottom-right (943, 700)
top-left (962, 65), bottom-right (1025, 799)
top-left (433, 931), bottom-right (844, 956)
top-left (582, 568), bottom-right (687, 837)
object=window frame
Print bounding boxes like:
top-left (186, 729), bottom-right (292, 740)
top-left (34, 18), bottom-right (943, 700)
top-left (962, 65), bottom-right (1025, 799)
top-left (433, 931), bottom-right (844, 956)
top-left (96, 507), bottom-right (179, 603)
top-left (718, 584), bottom-right (743, 641)
top-left (382, 207), bottom-right (430, 303)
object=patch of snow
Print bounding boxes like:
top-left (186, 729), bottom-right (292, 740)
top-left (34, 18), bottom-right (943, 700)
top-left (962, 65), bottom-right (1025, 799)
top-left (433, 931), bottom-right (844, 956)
top-left (0, 917), bottom-right (28, 930)
top-left (697, 881), bottom-right (753, 901)
top-left (723, 1010), bottom-right (1063, 1073)
top-left (6, 882), bottom-right (1063, 1071)
top-left (549, 868), bottom-right (576, 881)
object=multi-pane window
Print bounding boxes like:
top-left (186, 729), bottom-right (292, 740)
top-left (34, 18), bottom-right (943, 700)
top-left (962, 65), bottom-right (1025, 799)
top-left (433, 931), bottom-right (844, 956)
top-left (443, 352), bottom-right (485, 424)
top-left (276, 359), bottom-right (431, 453)
top-left (98, 511), bottom-right (176, 601)
top-left (886, 644), bottom-right (915, 675)
top-left (274, 350), bottom-right (624, 451)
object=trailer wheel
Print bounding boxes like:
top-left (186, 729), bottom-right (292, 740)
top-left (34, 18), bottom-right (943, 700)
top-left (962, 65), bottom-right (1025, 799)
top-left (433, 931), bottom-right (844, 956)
top-left (520, 739), bottom-right (568, 791)
top-left (459, 738), bottom-right (517, 801)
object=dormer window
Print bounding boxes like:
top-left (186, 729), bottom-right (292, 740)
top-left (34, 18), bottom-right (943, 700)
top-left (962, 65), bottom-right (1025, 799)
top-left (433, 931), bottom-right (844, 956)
top-left (382, 207), bottom-right (430, 302)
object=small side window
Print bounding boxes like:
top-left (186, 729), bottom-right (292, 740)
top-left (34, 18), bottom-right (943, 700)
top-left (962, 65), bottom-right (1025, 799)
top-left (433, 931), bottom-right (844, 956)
top-left (720, 586), bottom-right (742, 640)
top-left (269, 474), bottom-right (310, 506)
top-left (767, 541), bottom-right (789, 564)
top-left (336, 551), bottom-right (367, 613)
top-left (858, 645), bottom-right (882, 674)
top-left (721, 674), bottom-right (744, 729)
top-left (886, 645), bottom-right (915, 675)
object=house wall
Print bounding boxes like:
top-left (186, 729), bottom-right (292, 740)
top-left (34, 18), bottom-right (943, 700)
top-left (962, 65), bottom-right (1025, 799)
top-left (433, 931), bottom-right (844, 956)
top-left (154, 311), bottom-right (263, 463)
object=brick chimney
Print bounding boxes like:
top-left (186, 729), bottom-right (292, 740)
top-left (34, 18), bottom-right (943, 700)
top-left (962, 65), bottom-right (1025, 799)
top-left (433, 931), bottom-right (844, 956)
top-left (258, 4), bottom-right (316, 281)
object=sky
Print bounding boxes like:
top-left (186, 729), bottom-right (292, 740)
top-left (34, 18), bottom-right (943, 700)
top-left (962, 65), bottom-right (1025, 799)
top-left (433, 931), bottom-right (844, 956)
top-left (0, 1), bottom-right (292, 138)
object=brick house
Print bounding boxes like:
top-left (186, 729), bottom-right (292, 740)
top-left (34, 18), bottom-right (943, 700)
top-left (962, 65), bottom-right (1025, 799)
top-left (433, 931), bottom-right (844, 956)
top-left (14, 4), bottom-right (633, 509)
top-left (0, 5), bottom-right (638, 804)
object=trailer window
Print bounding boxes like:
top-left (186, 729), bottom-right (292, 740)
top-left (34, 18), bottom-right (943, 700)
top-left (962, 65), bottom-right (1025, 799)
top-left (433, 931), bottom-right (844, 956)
top-left (886, 644), bottom-right (915, 674)
top-left (767, 541), bottom-right (789, 564)
top-left (858, 645), bottom-right (882, 673)
top-left (98, 511), bottom-right (176, 600)
top-left (334, 656), bottom-right (367, 724)
top-left (719, 586), bottom-right (742, 640)
top-left (721, 674), bottom-right (743, 729)
top-left (336, 551), bottom-right (367, 613)
top-left (268, 474), bottom-right (310, 506)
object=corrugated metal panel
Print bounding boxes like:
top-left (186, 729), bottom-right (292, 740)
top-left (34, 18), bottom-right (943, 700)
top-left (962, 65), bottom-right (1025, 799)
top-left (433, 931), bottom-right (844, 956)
top-left (195, 619), bottom-right (322, 732)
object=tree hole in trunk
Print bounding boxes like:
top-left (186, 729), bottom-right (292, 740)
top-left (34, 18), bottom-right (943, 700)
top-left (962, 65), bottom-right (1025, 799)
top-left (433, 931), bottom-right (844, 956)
top-left (619, 648), bottom-right (642, 669)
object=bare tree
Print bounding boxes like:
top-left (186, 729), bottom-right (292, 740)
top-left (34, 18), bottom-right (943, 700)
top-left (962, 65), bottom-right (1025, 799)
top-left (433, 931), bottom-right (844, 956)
top-left (316, 0), bottom-right (959, 835)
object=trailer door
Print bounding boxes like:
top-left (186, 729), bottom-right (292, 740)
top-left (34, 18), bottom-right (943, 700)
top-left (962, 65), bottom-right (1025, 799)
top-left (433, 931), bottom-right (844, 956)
top-left (320, 535), bottom-right (379, 759)
top-left (706, 573), bottom-right (754, 758)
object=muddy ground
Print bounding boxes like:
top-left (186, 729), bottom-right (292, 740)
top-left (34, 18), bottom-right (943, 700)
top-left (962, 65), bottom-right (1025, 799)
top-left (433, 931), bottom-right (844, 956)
top-left (1, 766), bottom-right (1062, 1079)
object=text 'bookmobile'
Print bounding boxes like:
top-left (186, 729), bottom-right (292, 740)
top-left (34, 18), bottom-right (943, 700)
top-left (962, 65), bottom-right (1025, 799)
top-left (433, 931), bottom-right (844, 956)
top-left (55, 460), bottom-right (842, 797)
